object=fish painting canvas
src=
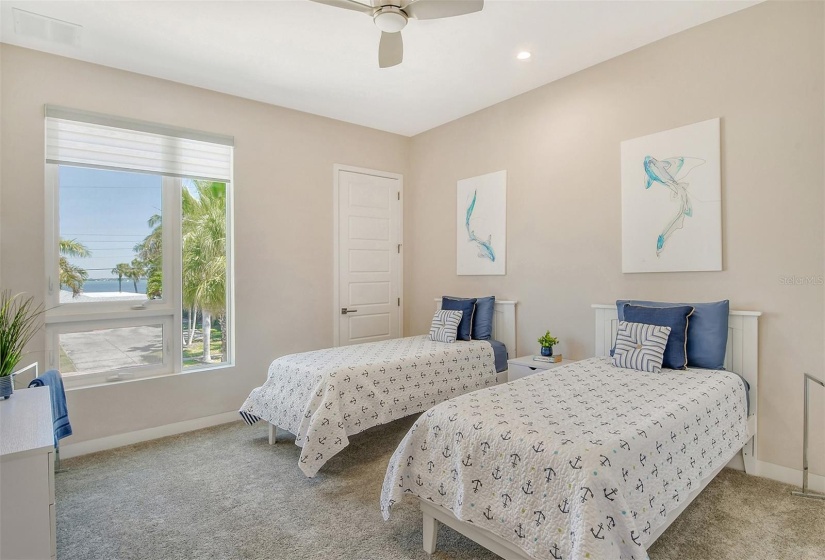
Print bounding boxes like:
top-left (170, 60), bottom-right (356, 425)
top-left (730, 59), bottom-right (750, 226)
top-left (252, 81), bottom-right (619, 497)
top-left (457, 170), bottom-right (506, 275)
top-left (621, 119), bottom-right (722, 273)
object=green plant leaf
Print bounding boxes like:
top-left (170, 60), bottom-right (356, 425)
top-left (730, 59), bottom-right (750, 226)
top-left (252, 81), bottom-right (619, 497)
top-left (0, 291), bottom-right (44, 376)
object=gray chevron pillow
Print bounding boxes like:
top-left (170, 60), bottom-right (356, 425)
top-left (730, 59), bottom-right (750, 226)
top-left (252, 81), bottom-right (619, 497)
top-left (429, 310), bottom-right (463, 343)
top-left (612, 321), bottom-right (672, 373)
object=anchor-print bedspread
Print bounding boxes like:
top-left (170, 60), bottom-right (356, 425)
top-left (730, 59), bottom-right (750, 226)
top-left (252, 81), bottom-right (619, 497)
top-left (381, 357), bottom-right (750, 560)
top-left (239, 335), bottom-right (499, 477)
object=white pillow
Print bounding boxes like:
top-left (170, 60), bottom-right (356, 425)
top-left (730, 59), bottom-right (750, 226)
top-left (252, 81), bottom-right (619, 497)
top-left (612, 321), bottom-right (672, 373)
top-left (429, 310), bottom-right (463, 343)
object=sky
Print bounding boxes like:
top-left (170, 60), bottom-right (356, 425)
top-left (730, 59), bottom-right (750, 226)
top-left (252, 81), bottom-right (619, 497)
top-left (60, 166), bottom-right (161, 280)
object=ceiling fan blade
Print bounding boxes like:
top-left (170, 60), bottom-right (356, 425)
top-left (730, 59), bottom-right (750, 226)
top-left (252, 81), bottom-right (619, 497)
top-left (308, 0), bottom-right (373, 14)
top-left (405, 0), bottom-right (483, 20)
top-left (378, 31), bottom-right (403, 68)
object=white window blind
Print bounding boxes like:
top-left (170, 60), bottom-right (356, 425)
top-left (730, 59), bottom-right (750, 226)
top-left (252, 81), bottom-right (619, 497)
top-left (45, 105), bottom-right (233, 183)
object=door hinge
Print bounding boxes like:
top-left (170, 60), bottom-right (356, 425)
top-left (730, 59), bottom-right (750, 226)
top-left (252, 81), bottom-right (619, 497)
top-left (397, 192), bottom-right (400, 201)
top-left (398, 298), bottom-right (400, 307)
top-left (397, 244), bottom-right (401, 253)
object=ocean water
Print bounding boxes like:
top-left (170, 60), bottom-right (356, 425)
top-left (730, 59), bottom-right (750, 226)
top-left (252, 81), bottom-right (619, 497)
top-left (83, 279), bottom-right (148, 294)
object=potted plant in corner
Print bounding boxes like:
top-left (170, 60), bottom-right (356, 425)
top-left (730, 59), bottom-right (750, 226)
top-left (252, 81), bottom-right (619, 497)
top-left (538, 331), bottom-right (559, 357)
top-left (0, 290), bottom-right (44, 399)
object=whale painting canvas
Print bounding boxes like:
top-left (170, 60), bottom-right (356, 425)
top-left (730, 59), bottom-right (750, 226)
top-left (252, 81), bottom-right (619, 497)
top-left (457, 170), bottom-right (506, 275)
top-left (621, 118), bottom-right (722, 273)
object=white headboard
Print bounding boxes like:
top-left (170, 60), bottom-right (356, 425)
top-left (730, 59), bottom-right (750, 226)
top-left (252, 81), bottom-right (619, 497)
top-left (592, 304), bottom-right (761, 418)
top-left (434, 298), bottom-right (517, 358)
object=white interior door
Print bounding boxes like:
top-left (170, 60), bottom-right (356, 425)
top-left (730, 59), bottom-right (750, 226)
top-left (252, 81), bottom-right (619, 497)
top-left (335, 167), bottom-right (402, 346)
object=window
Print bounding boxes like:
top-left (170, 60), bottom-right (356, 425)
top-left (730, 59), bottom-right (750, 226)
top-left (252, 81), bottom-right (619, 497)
top-left (44, 106), bottom-right (234, 387)
top-left (180, 179), bottom-right (230, 369)
top-left (57, 167), bottom-right (164, 304)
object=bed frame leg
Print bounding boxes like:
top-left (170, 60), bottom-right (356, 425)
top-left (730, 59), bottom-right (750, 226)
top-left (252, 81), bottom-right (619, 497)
top-left (268, 423), bottom-right (278, 445)
top-left (422, 509), bottom-right (439, 554)
top-left (742, 435), bottom-right (757, 475)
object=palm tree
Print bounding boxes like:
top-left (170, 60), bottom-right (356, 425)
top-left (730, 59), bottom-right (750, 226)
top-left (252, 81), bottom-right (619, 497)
top-left (134, 214), bottom-right (162, 299)
top-left (128, 259), bottom-right (145, 293)
top-left (60, 238), bottom-right (90, 259)
top-left (182, 181), bottom-right (226, 362)
top-left (59, 259), bottom-right (89, 297)
top-left (146, 270), bottom-right (163, 301)
top-left (182, 273), bottom-right (198, 348)
top-left (111, 263), bottom-right (130, 293)
top-left (59, 238), bottom-right (91, 297)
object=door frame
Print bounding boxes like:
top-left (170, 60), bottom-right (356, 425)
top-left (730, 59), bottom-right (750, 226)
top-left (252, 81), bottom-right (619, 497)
top-left (332, 164), bottom-right (404, 347)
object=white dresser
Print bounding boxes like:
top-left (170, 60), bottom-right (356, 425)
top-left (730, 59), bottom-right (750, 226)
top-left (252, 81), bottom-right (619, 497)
top-left (0, 386), bottom-right (57, 560)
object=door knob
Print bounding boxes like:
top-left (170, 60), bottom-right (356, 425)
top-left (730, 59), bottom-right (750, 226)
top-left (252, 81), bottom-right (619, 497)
top-left (341, 308), bottom-right (358, 315)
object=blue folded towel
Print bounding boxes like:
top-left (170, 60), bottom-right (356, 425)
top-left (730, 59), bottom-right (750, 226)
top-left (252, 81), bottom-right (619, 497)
top-left (28, 369), bottom-right (72, 444)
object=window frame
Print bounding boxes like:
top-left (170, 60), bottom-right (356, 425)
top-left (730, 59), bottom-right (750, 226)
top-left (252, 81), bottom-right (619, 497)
top-left (44, 165), bottom-right (234, 388)
top-left (45, 166), bottom-right (179, 316)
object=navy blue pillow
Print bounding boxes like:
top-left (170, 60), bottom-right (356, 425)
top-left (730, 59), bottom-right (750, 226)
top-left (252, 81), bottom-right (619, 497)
top-left (618, 300), bottom-right (729, 369)
top-left (441, 297), bottom-right (476, 341)
top-left (471, 296), bottom-right (495, 340)
top-left (444, 296), bottom-right (495, 340)
top-left (622, 304), bottom-right (694, 370)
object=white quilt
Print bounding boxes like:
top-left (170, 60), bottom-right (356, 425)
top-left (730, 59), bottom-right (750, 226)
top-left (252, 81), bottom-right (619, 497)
top-left (239, 335), bottom-right (499, 477)
top-left (381, 357), bottom-right (750, 560)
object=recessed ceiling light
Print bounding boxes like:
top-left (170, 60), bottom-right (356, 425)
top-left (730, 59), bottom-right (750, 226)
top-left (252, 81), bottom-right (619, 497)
top-left (516, 51), bottom-right (531, 60)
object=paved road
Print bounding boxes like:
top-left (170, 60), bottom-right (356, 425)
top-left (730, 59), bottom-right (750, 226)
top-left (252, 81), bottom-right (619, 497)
top-left (61, 325), bottom-right (163, 375)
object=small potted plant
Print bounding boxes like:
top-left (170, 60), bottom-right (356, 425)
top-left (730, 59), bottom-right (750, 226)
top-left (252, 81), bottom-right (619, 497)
top-left (0, 291), bottom-right (44, 399)
top-left (537, 331), bottom-right (559, 357)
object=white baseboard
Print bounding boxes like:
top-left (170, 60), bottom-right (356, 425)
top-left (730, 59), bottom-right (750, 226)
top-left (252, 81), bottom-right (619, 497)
top-left (727, 454), bottom-right (825, 494)
top-left (60, 411), bottom-right (241, 459)
top-left (754, 459), bottom-right (825, 494)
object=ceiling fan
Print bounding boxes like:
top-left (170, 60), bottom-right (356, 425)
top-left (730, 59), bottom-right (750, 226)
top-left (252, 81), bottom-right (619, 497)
top-left (309, 0), bottom-right (484, 68)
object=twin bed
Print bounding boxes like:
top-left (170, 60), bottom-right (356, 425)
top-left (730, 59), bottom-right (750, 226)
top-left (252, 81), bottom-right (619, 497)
top-left (239, 299), bottom-right (516, 477)
top-left (382, 304), bottom-right (759, 560)
top-left (239, 300), bottom-right (760, 560)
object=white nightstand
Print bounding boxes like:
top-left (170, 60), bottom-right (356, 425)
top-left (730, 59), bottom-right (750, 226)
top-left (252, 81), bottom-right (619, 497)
top-left (507, 355), bottom-right (574, 382)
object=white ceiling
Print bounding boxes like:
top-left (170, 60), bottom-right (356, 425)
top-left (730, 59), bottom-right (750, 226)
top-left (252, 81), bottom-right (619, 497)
top-left (0, 0), bottom-right (760, 136)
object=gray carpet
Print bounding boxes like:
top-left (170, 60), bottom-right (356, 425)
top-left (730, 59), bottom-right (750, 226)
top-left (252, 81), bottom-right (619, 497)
top-left (57, 419), bottom-right (825, 560)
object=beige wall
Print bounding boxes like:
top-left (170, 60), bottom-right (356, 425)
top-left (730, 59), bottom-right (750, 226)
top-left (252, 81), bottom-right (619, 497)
top-left (405, 1), bottom-right (824, 475)
top-left (0, 44), bottom-right (409, 443)
top-left (1, 1), bottom-right (822, 477)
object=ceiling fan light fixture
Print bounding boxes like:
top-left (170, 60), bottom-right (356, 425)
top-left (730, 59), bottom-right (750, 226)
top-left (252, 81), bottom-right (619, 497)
top-left (310, 0), bottom-right (484, 67)
top-left (374, 7), bottom-right (408, 33)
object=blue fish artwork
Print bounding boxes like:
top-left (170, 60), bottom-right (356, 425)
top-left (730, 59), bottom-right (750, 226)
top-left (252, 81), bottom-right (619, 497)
top-left (465, 189), bottom-right (495, 262)
top-left (643, 155), bottom-right (706, 256)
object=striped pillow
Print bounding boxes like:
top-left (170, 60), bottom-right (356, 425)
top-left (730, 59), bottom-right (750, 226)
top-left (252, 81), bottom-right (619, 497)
top-left (429, 310), bottom-right (463, 343)
top-left (612, 321), bottom-right (672, 373)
